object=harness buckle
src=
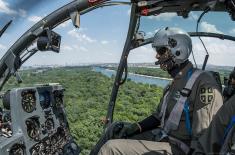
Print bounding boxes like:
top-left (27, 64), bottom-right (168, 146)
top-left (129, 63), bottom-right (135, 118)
top-left (152, 129), bottom-right (168, 142)
top-left (180, 88), bottom-right (191, 97)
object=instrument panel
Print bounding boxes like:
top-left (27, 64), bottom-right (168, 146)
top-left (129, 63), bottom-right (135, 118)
top-left (21, 90), bottom-right (36, 113)
top-left (9, 144), bottom-right (25, 155)
top-left (39, 91), bottom-right (51, 109)
top-left (26, 117), bottom-right (40, 142)
top-left (0, 84), bottom-right (80, 155)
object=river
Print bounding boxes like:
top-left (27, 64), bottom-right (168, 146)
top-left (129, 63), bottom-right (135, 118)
top-left (92, 67), bottom-right (171, 88)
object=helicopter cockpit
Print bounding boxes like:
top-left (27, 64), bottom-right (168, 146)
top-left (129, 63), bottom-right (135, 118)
top-left (0, 0), bottom-right (235, 154)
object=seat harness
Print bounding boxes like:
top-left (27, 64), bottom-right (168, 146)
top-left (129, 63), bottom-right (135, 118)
top-left (158, 69), bottom-right (203, 154)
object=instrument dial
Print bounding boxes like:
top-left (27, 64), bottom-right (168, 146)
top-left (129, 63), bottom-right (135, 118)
top-left (45, 118), bottom-right (54, 131)
top-left (21, 90), bottom-right (36, 113)
top-left (31, 144), bottom-right (40, 155)
top-left (53, 90), bottom-right (64, 107)
top-left (51, 134), bottom-right (57, 145)
top-left (26, 118), bottom-right (40, 141)
top-left (39, 91), bottom-right (51, 109)
top-left (9, 144), bottom-right (25, 155)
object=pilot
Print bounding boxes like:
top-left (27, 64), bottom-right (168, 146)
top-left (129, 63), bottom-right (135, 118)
top-left (223, 68), bottom-right (235, 102)
top-left (90, 27), bottom-right (223, 155)
top-left (193, 93), bottom-right (235, 155)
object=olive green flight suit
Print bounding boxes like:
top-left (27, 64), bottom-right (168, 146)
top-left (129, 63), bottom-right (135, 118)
top-left (97, 62), bottom-right (223, 155)
top-left (193, 95), bottom-right (235, 155)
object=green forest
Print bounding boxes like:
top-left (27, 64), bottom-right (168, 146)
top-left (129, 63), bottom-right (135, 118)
top-left (2, 67), bottom-right (163, 155)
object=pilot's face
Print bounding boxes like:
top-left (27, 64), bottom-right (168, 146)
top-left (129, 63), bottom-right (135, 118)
top-left (155, 47), bottom-right (168, 58)
top-left (155, 47), bottom-right (174, 71)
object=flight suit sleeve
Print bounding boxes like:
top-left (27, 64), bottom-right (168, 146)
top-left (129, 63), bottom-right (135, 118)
top-left (152, 96), bottom-right (164, 120)
top-left (191, 82), bottom-right (223, 149)
top-left (137, 84), bottom-right (171, 131)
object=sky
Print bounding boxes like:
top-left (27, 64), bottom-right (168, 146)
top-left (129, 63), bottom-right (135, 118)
top-left (0, 0), bottom-right (235, 67)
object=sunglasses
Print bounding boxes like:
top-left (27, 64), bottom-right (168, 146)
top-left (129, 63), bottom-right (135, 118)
top-left (155, 47), bottom-right (168, 55)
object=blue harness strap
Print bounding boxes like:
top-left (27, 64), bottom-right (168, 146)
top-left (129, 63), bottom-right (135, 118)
top-left (222, 115), bottom-right (235, 144)
top-left (186, 69), bottom-right (193, 80)
top-left (184, 102), bottom-right (192, 135)
top-left (183, 68), bottom-right (193, 135)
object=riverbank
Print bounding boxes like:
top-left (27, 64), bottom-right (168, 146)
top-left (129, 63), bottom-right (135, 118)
top-left (93, 67), bottom-right (171, 88)
top-left (105, 68), bottom-right (172, 81)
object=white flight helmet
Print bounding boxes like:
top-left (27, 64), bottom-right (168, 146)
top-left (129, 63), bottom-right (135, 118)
top-left (152, 27), bottom-right (192, 65)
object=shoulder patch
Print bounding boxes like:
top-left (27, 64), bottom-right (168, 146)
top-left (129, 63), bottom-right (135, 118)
top-left (200, 87), bottom-right (215, 104)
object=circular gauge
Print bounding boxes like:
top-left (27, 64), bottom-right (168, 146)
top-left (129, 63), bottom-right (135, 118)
top-left (43, 137), bottom-right (51, 154)
top-left (53, 90), bottom-right (64, 107)
top-left (57, 127), bottom-right (65, 137)
top-left (45, 118), bottom-right (54, 131)
top-left (51, 134), bottom-right (57, 145)
top-left (3, 111), bottom-right (11, 122)
top-left (31, 150), bottom-right (39, 155)
top-left (9, 144), bottom-right (25, 155)
top-left (54, 96), bottom-right (63, 107)
top-left (39, 91), bottom-right (51, 109)
top-left (21, 90), bottom-right (36, 113)
top-left (53, 148), bottom-right (63, 155)
top-left (3, 90), bottom-right (10, 110)
top-left (31, 143), bottom-right (41, 155)
top-left (26, 119), bottom-right (40, 141)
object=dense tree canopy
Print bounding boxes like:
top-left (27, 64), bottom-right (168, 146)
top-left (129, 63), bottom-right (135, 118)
top-left (2, 67), bottom-right (163, 155)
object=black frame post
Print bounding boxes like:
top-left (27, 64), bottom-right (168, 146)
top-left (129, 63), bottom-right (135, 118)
top-left (105, 4), bottom-right (139, 127)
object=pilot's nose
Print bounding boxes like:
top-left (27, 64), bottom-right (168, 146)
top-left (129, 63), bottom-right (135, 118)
top-left (156, 53), bottom-right (160, 59)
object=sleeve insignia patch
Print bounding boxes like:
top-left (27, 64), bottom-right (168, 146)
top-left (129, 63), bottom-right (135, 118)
top-left (200, 87), bottom-right (215, 104)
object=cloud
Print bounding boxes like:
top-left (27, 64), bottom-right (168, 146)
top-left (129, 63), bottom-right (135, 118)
top-left (61, 45), bottom-right (73, 51)
top-left (61, 44), bottom-right (89, 53)
top-left (146, 29), bottom-right (160, 37)
top-left (140, 46), bottom-right (149, 51)
top-left (229, 28), bottom-right (235, 34)
top-left (200, 21), bottom-right (223, 34)
top-left (57, 20), bottom-right (70, 29)
top-left (189, 12), bottom-right (198, 21)
top-left (101, 40), bottom-right (109, 45)
top-left (127, 9), bottom-right (131, 16)
top-left (19, 9), bottom-right (27, 17)
top-left (129, 45), bottom-right (156, 63)
top-left (0, 0), bottom-right (17, 15)
top-left (0, 44), bottom-right (6, 50)
top-left (28, 15), bottom-right (43, 23)
top-left (192, 38), bottom-right (235, 66)
top-left (148, 13), bottom-right (177, 21)
top-left (79, 46), bottom-right (88, 52)
top-left (67, 29), bottom-right (96, 43)
top-left (62, 44), bottom-right (89, 53)
top-left (146, 32), bottom-right (154, 37)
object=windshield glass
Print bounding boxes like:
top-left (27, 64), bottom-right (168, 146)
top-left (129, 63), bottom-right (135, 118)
top-left (139, 12), bottom-right (235, 37)
top-left (131, 12), bottom-right (235, 66)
